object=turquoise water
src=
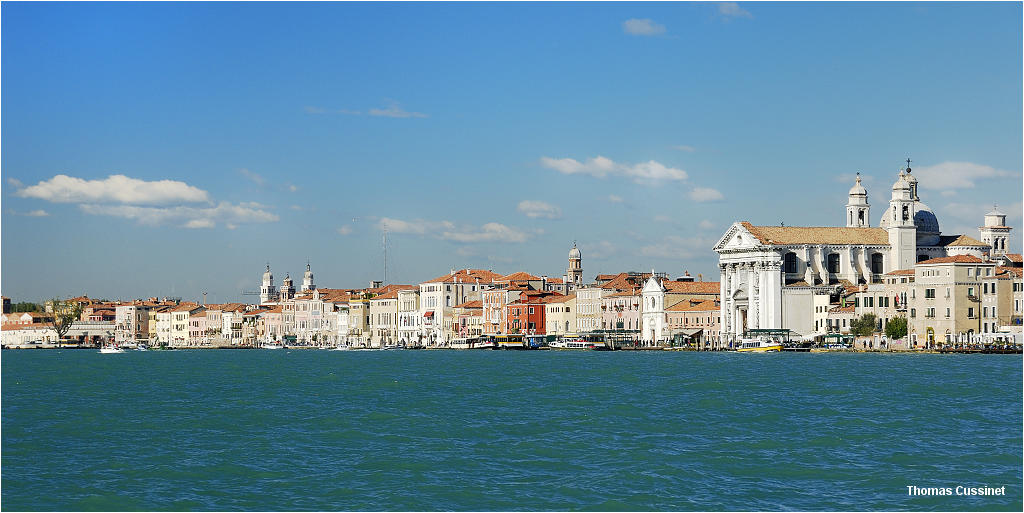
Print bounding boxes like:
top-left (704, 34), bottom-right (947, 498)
top-left (2, 350), bottom-right (1021, 511)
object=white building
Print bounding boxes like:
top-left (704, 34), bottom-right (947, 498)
top-left (714, 166), bottom-right (990, 342)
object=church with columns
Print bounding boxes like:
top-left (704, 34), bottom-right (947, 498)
top-left (713, 164), bottom-right (995, 341)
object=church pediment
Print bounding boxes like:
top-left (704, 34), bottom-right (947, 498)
top-left (713, 222), bottom-right (762, 252)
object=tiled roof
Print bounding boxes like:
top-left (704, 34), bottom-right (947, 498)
top-left (191, 311), bottom-right (207, 318)
top-left (1005, 253), bottom-right (1022, 263)
top-left (828, 305), bottom-right (856, 313)
top-left (600, 273), bottom-right (651, 291)
top-left (501, 271), bottom-right (540, 281)
top-left (741, 222), bottom-right (889, 245)
top-left (664, 281), bottom-right (721, 294)
top-left (917, 255), bottom-right (985, 265)
top-left (454, 300), bottom-right (483, 309)
top-left (998, 266), bottom-right (1023, 278)
top-left (546, 277), bottom-right (564, 284)
top-left (425, 269), bottom-right (504, 284)
top-left (543, 293), bottom-right (575, 304)
top-left (608, 290), bottom-right (639, 298)
top-left (884, 269), bottom-right (916, 276)
top-left (171, 302), bottom-right (201, 312)
top-left (941, 234), bottom-right (989, 247)
top-left (666, 299), bottom-right (719, 312)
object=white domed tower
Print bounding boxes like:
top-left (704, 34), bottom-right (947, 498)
top-left (846, 173), bottom-right (870, 227)
top-left (260, 264), bottom-right (277, 305)
top-left (301, 261), bottom-right (316, 292)
top-left (280, 273), bottom-right (296, 301)
top-left (567, 242), bottom-right (583, 288)
top-left (979, 205), bottom-right (1011, 256)
top-left (887, 168), bottom-right (917, 270)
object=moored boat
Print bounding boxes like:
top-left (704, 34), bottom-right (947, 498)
top-left (99, 345), bottom-right (125, 354)
top-left (736, 337), bottom-right (783, 353)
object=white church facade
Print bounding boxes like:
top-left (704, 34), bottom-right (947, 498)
top-left (714, 166), bottom-right (991, 341)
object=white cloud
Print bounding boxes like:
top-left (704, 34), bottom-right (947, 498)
top-left (689, 187), bottom-right (725, 202)
top-left (24, 209), bottom-right (49, 217)
top-left (699, 219), bottom-right (716, 230)
top-left (369, 99), bottom-right (428, 119)
top-left (911, 161), bottom-right (1015, 190)
top-left (540, 155), bottom-right (688, 183)
top-left (238, 168), bottom-right (265, 186)
top-left (607, 195), bottom-right (624, 203)
top-left (338, 109), bottom-right (362, 115)
top-left (673, 145), bottom-right (696, 152)
top-left (378, 217), bottom-right (530, 243)
top-left (7, 177), bottom-right (23, 188)
top-left (78, 201), bottom-right (278, 229)
top-left (287, 184), bottom-right (299, 193)
top-left (718, 2), bottom-right (753, 19)
top-left (18, 174), bottom-right (210, 205)
top-left (442, 222), bottom-right (528, 243)
top-left (583, 240), bottom-right (619, 260)
top-left (337, 225), bottom-right (354, 236)
top-left (623, 18), bottom-right (666, 36)
top-left (640, 235), bottom-right (716, 259)
top-left (517, 200), bottom-right (562, 219)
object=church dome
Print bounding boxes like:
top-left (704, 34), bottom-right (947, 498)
top-left (891, 172), bottom-right (910, 191)
top-left (879, 200), bottom-right (941, 245)
top-left (569, 243), bottom-right (581, 260)
top-left (848, 174), bottom-right (867, 196)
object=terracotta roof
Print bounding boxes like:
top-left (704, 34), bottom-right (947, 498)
top-left (828, 305), bottom-right (856, 313)
top-left (454, 300), bottom-right (483, 309)
top-left (885, 269), bottom-right (916, 276)
top-left (546, 277), bottom-right (564, 284)
top-left (741, 222), bottom-right (889, 245)
top-left (262, 305), bottom-right (284, 314)
top-left (999, 266), bottom-right (1023, 278)
top-left (501, 271), bottom-right (540, 281)
top-left (370, 284), bottom-right (417, 300)
top-left (917, 255), bottom-right (985, 265)
top-left (1005, 254), bottom-right (1022, 263)
top-left (664, 281), bottom-right (721, 294)
top-left (425, 269), bottom-right (504, 284)
top-left (171, 302), bottom-right (201, 312)
top-left (666, 299), bottom-right (720, 312)
top-left (941, 234), bottom-right (989, 247)
top-left (190, 311), bottom-right (207, 318)
top-left (543, 293), bottom-right (575, 304)
top-left (608, 290), bottom-right (639, 298)
top-left (2, 324), bottom-right (56, 331)
top-left (600, 272), bottom-right (652, 291)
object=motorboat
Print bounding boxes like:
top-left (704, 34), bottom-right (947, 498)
top-left (263, 342), bottom-right (284, 350)
top-left (736, 337), bottom-right (783, 352)
top-left (99, 345), bottom-right (125, 354)
top-left (329, 345), bottom-right (351, 351)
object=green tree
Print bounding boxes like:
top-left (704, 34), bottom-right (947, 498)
top-left (48, 298), bottom-right (84, 347)
top-left (885, 316), bottom-right (908, 340)
top-left (850, 313), bottom-right (877, 337)
top-left (12, 302), bottom-right (43, 312)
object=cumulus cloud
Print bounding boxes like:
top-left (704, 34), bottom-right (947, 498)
top-left (337, 225), bottom-right (354, 236)
top-left (78, 201), bottom-right (278, 229)
top-left (623, 18), bottom-right (666, 36)
top-left (640, 235), bottom-right (716, 259)
top-left (911, 161), bottom-right (1015, 190)
top-left (718, 2), bottom-right (753, 19)
top-left (7, 177), bottom-right (23, 188)
top-left (540, 155), bottom-right (688, 183)
top-left (517, 200), bottom-right (562, 219)
top-left (369, 99), bottom-right (428, 119)
top-left (23, 209), bottom-right (49, 217)
top-left (607, 195), bottom-right (624, 203)
top-left (673, 145), bottom-right (696, 152)
top-left (699, 219), bottom-right (716, 230)
top-left (689, 187), bottom-right (725, 202)
top-left (18, 174), bottom-right (210, 205)
top-left (378, 217), bottom-right (529, 243)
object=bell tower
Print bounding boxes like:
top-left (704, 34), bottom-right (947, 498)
top-left (846, 173), bottom-right (870, 227)
top-left (567, 242), bottom-right (583, 288)
top-left (979, 205), bottom-right (1011, 256)
top-left (887, 165), bottom-right (917, 270)
top-left (260, 264), bottom-right (277, 305)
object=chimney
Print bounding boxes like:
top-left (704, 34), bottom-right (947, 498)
top-left (698, 274), bottom-right (703, 282)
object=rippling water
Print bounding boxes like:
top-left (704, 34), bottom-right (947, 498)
top-left (2, 350), bottom-right (1021, 511)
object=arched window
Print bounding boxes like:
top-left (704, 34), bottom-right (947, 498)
top-left (902, 205), bottom-right (910, 221)
top-left (871, 253), bottom-right (884, 274)
top-left (827, 254), bottom-right (840, 274)
top-left (784, 252), bottom-right (798, 274)
top-left (858, 210), bottom-right (865, 224)
top-left (849, 211), bottom-right (853, 225)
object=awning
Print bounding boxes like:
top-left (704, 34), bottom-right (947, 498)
top-left (423, 311), bottom-right (434, 318)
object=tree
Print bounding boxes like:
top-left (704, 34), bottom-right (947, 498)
top-left (885, 316), bottom-right (908, 340)
top-left (850, 313), bottom-right (878, 337)
top-left (12, 302), bottom-right (43, 313)
top-left (48, 298), bottom-right (84, 347)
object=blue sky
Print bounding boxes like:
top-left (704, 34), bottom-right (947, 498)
top-left (2, 1), bottom-right (1021, 303)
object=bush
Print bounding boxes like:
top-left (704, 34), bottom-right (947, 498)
top-left (885, 316), bottom-right (908, 340)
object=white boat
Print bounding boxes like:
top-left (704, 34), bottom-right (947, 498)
top-left (263, 342), bottom-right (284, 350)
top-left (736, 337), bottom-right (783, 353)
top-left (554, 337), bottom-right (596, 349)
top-left (135, 344), bottom-right (149, 351)
top-left (99, 346), bottom-right (125, 354)
top-left (382, 343), bottom-right (404, 350)
top-left (329, 345), bottom-right (351, 351)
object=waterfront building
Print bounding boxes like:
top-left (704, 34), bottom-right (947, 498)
top-left (601, 289), bottom-right (641, 340)
top-left (219, 303), bottom-right (249, 345)
top-left (544, 293), bottom-right (576, 336)
top-left (396, 288), bottom-right (421, 346)
top-left (825, 305), bottom-right (856, 334)
top-left (907, 255), bottom-right (996, 346)
top-left (715, 167), bottom-right (990, 341)
top-left (202, 305), bottom-right (225, 344)
top-left (188, 310), bottom-right (207, 346)
top-left (155, 308), bottom-right (173, 345)
top-left (369, 289), bottom-right (401, 347)
top-left (1, 324), bottom-right (58, 346)
top-left (170, 302), bottom-right (203, 347)
top-left (574, 286), bottom-right (607, 334)
top-left (640, 274), bottom-right (721, 345)
top-left (418, 269), bottom-right (502, 345)
top-left (505, 290), bottom-right (561, 335)
top-left (979, 207), bottom-right (1012, 257)
top-left (481, 283), bottom-right (530, 335)
top-left (1, 311), bottom-right (54, 327)
top-left (452, 300), bottom-right (484, 338)
top-left (115, 302), bottom-right (153, 345)
top-left (665, 299), bottom-right (722, 347)
top-left (257, 305), bottom-right (284, 344)
top-left (348, 297), bottom-right (371, 347)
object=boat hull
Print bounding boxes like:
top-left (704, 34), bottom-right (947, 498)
top-left (736, 344), bottom-right (783, 353)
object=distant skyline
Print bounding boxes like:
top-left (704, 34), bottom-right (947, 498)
top-left (2, 1), bottom-right (1022, 303)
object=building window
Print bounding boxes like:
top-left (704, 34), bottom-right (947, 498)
top-left (967, 307), bottom-right (975, 318)
top-left (784, 252), bottom-right (798, 273)
top-left (871, 253), bottom-right (884, 274)
top-left (910, 308), bottom-right (916, 318)
top-left (827, 254), bottom-right (840, 274)
top-left (925, 288), bottom-right (935, 299)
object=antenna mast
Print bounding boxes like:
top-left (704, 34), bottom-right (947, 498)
top-left (383, 230), bottom-right (388, 285)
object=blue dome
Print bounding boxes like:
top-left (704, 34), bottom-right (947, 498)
top-left (879, 201), bottom-right (940, 245)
